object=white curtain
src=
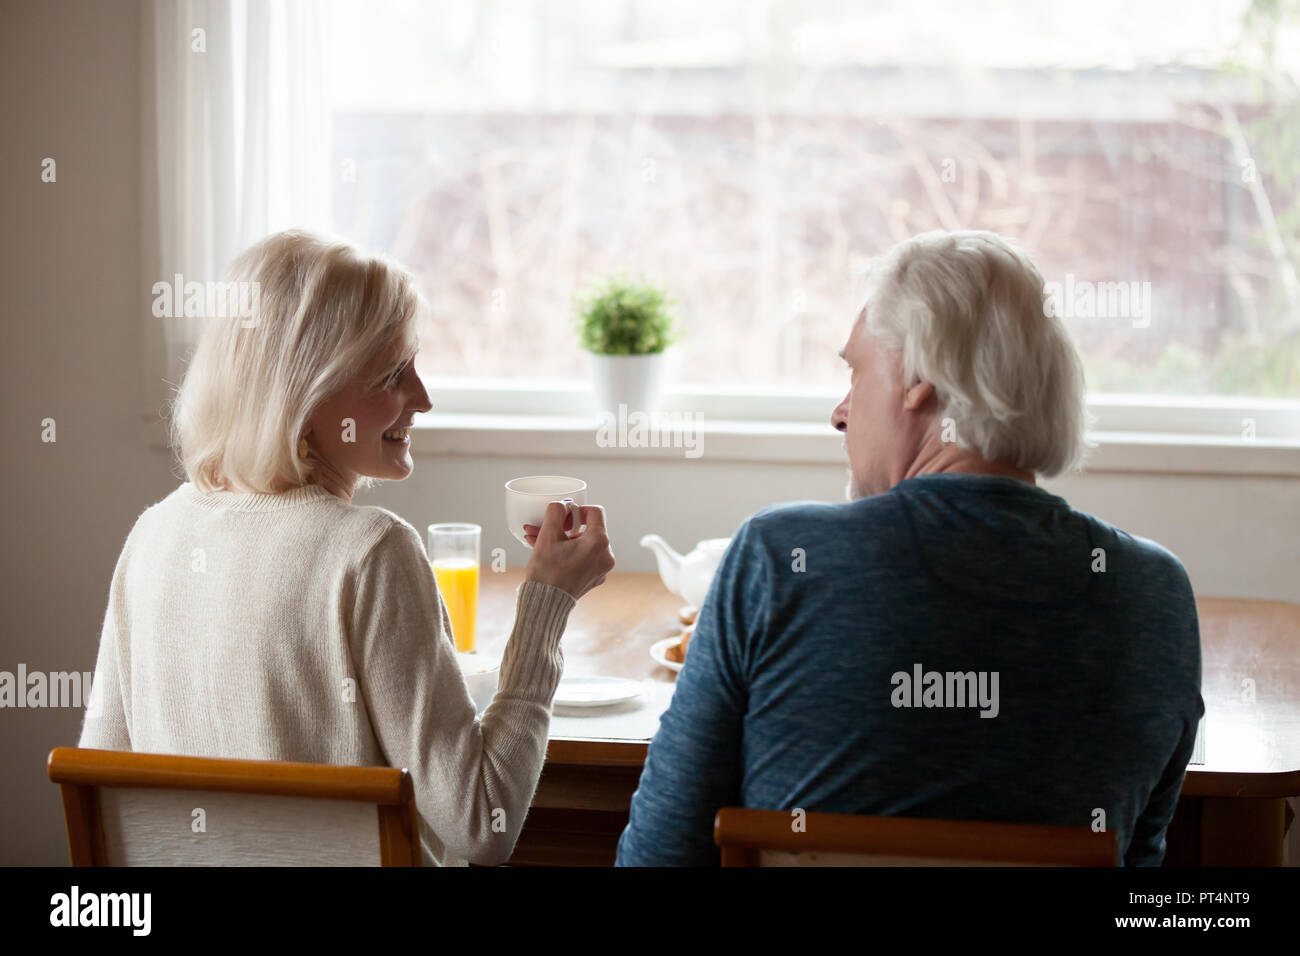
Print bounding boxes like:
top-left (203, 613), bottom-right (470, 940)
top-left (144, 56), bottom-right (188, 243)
top-left (148, 0), bottom-right (332, 394)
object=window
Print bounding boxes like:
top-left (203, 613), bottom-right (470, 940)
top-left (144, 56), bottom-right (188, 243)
top-left (324, 0), bottom-right (1299, 427)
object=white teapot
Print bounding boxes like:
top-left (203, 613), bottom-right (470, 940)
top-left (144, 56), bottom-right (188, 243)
top-left (640, 534), bottom-right (731, 609)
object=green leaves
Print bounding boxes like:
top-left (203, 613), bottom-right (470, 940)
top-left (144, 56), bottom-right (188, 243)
top-left (572, 274), bottom-right (681, 356)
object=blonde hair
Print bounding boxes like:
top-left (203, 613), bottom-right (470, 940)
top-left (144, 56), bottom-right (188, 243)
top-left (861, 230), bottom-right (1090, 477)
top-left (170, 230), bottom-right (425, 493)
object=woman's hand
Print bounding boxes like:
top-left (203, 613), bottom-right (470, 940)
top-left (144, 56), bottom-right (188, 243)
top-left (522, 502), bottom-right (615, 600)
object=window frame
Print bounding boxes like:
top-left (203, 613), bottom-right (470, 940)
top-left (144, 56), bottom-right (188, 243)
top-left (137, 376), bottom-right (1300, 475)
top-left (379, 378), bottom-right (1300, 477)
top-left (421, 377), bottom-right (1300, 439)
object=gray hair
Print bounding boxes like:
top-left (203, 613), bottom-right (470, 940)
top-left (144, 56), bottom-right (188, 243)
top-left (861, 230), bottom-right (1089, 477)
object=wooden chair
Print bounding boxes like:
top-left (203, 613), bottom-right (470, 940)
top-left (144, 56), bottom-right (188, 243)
top-left (714, 808), bottom-right (1117, 866)
top-left (47, 747), bottom-right (420, 866)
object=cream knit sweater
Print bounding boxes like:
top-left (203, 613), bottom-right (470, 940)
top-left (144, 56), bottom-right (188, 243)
top-left (78, 481), bottom-right (576, 866)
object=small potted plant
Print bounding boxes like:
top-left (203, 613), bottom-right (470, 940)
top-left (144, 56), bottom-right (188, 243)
top-left (573, 274), bottom-right (681, 418)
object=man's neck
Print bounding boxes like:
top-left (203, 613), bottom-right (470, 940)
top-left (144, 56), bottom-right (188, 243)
top-left (902, 442), bottom-right (1036, 486)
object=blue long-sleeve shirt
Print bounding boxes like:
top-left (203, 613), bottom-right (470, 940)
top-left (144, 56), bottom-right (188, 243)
top-left (615, 473), bottom-right (1204, 866)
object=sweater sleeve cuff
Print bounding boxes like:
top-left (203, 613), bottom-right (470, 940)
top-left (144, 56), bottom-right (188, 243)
top-left (496, 580), bottom-right (577, 702)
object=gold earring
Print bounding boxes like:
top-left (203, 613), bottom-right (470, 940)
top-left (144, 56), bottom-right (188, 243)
top-left (298, 437), bottom-right (309, 460)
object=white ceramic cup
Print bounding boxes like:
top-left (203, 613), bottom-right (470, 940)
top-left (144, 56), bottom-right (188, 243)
top-left (505, 476), bottom-right (587, 548)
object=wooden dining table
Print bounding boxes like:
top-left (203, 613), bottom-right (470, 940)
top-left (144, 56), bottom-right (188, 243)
top-left (474, 569), bottom-right (1300, 866)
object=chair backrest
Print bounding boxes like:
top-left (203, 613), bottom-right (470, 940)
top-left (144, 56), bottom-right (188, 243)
top-left (714, 808), bottom-right (1117, 866)
top-left (48, 747), bottom-right (419, 866)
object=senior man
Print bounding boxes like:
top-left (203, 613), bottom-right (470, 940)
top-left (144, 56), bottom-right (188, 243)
top-left (615, 230), bottom-right (1204, 867)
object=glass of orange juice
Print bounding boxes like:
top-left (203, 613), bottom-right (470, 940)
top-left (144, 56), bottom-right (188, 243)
top-left (428, 523), bottom-right (480, 653)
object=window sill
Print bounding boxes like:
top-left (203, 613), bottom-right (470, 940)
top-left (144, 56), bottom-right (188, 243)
top-left (410, 414), bottom-right (1300, 476)
top-left (138, 414), bottom-right (1300, 477)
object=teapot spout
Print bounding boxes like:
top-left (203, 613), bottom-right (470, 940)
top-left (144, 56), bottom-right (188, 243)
top-left (640, 534), bottom-right (684, 596)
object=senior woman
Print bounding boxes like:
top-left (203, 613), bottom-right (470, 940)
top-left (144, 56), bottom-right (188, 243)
top-left (79, 230), bottom-right (615, 866)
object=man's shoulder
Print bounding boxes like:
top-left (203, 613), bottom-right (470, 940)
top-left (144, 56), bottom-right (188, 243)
top-left (1081, 510), bottom-right (1194, 591)
top-left (741, 495), bottom-right (910, 548)
top-left (747, 494), bottom-right (904, 529)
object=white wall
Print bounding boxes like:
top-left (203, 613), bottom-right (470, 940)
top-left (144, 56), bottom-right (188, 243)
top-left (369, 452), bottom-right (1300, 602)
top-left (1, 0), bottom-right (179, 866)
top-left (1, 0), bottom-right (1295, 866)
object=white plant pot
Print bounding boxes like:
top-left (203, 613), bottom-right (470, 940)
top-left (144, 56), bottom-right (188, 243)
top-left (589, 352), bottom-right (667, 418)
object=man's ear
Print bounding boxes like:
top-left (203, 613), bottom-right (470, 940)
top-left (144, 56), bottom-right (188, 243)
top-left (902, 379), bottom-right (935, 412)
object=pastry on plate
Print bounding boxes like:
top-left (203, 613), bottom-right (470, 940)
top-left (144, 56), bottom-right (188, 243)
top-left (664, 623), bottom-right (695, 664)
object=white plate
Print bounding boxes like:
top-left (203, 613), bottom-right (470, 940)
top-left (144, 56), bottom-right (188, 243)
top-left (649, 637), bottom-right (685, 673)
top-left (553, 676), bottom-right (643, 708)
top-left (455, 652), bottom-right (500, 677)
top-left (456, 653), bottom-right (501, 714)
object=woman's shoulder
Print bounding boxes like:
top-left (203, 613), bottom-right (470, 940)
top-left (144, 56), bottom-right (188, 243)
top-left (122, 482), bottom-right (198, 539)
top-left (292, 493), bottom-right (427, 563)
top-left (347, 502), bottom-right (424, 551)
top-left (136, 482), bottom-right (421, 557)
